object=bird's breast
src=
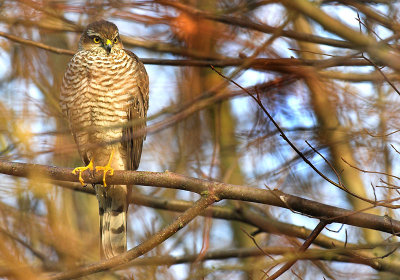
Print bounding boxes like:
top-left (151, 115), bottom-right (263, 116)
top-left (78, 50), bottom-right (138, 141)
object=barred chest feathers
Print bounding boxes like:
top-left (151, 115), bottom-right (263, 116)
top-left (61, 48), bottom-right (138, 143)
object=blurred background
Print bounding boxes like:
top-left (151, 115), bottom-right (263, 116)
top-left (0, 0), bottom-right (400, 279)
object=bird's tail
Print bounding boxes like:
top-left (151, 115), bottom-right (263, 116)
top-left (95, 185), bottom-right (128, 259)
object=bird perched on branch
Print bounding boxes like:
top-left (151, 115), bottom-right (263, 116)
top-left (60, 20), bottom-right (149, 259)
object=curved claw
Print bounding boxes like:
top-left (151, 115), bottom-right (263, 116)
top-left (95, 149), bottom-right (115, 187)
top-left (72, 159), bottom-right (94, 186)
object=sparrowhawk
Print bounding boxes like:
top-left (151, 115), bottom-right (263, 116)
top-left (60, 20), bottom-right (149, 259)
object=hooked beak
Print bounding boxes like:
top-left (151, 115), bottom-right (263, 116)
top-left (105, 39), bottom-right (113, 54)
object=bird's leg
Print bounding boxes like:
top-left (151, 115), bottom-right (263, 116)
top-left (72, 158), bottom-right (94, 186)
top-left (95, 149), bottom-right (115, 187)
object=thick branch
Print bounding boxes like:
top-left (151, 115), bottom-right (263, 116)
top-left (1, 160), bottom-right (399, 236)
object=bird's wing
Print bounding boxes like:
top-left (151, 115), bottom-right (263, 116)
top-left (122, 49), bottom-right (149, 170)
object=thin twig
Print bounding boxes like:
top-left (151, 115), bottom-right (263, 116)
top-left (210, 65), bottom-right (376, 206)
top-left (267, 221), bottom-right (328, 280)
top-left (305, 140), bottom-right (344, 188)
top-left (241, 228), bottom-right (275, 261)
top-left (341, 157), bottom-right (400, 181)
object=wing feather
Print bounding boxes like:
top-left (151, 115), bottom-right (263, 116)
top-left (123, 50), bottom-right (149, 170)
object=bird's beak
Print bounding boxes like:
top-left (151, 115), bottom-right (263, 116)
top-left (105, 39), bottom-right (113, 54)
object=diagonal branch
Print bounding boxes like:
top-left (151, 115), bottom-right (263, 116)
top-left (8, 180), bottom-right (400, 275)
top-left (267, 220), bottom-right (328, 279)
top-left (47, 194), bottom-right (218, 280)
top-left (281, 0), bottom-right (400, 72)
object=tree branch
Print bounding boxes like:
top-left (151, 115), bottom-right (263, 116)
top-left (123, 245), bottom-right (400, 276)
top-left (155, 0), bottom-right (355, 49)
top-left (281, 0), bottom-right (400, 72)
top-left (0, 31), bottom-right (75, 55)
top-left (1, 160), bottom-right (399, 236)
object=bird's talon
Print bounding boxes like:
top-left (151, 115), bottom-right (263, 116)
top-left (95, 149), bottom-right (115, 187)
top-left (96, 165), bottom-right (114, 187)
top-left (72, 159), bottom-right (94, 186)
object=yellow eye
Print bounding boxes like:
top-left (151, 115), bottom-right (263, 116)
top-left (113, 37), bottom-right (118, 43)
top-left (93, 37), bottom-right (100, 44)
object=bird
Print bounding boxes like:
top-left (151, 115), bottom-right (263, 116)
top-left (59, 20), bottom-right (149, 259)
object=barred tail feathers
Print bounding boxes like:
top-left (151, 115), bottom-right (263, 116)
top-left (96, 185), bottom-right (128, 259)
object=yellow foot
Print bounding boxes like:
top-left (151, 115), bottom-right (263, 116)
top-left (95, 149), bottom-right (115, 187)
top-left (72, 159), bottom-right (94, 186)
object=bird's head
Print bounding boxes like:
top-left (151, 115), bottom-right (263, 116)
top-left (79, 20), bottom-right (123, 54)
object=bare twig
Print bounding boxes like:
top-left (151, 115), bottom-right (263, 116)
top-left (210, 65), bottom-right (377, 207)
top-left (0, 31), bottom-right (75, 55)
top-left (341, 157), bottom-right (400, 181)
top-left (267, 221), bottom-right (328, 280)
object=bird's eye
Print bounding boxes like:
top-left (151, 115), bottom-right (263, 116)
top-left (93, 37), bottom-right (101, 44)
top-left (113, 37), bottom-right (118, 43)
